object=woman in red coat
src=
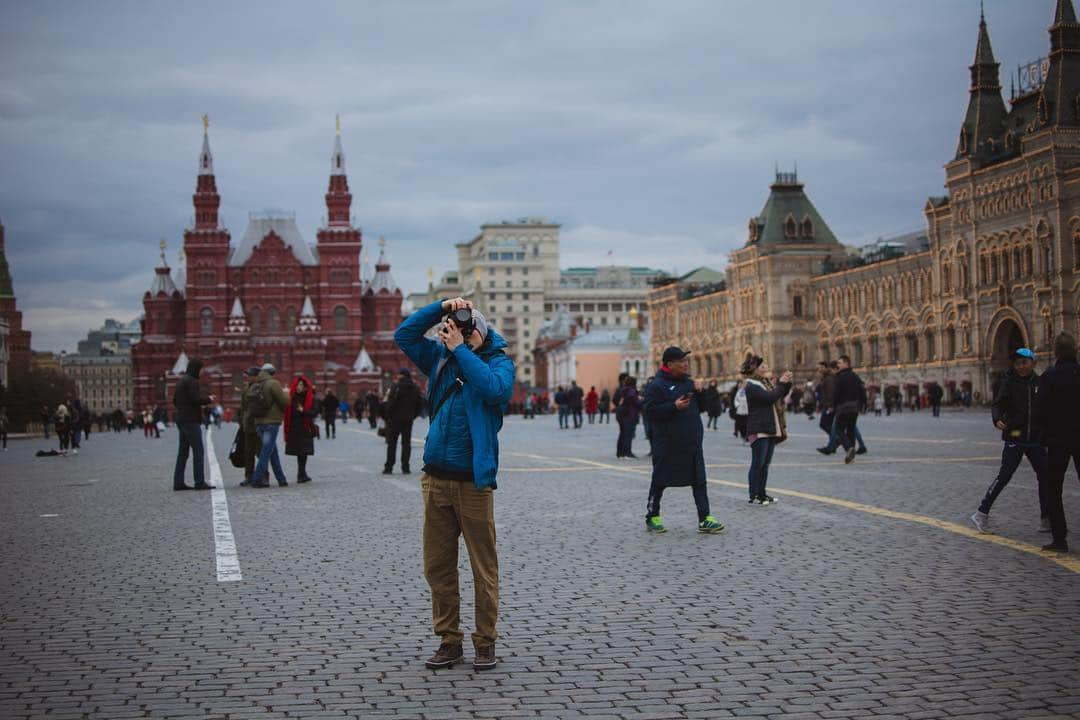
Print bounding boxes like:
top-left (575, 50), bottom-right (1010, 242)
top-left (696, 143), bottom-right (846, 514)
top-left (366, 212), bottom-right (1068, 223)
top-left (585, 386), bottom-right (599, 424)
top-left (284, 376), bottom-right (319, 483)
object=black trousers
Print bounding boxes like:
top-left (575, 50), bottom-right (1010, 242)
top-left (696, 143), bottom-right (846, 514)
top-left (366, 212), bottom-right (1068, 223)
top-left (385, 421), bottom-right (414, 471)
top-left (979, 443), bottom-right (1048, 516)
top-left (1044, 443), bottom-right (1080, 544)
top-left (324, 416), bottom-right (336, 438)
top-left (173, 422), bottom-right (205, 489)
top-left (835, 411), bottom-right (858, 451)
top-left (616, 418), bottom-right (636, 456)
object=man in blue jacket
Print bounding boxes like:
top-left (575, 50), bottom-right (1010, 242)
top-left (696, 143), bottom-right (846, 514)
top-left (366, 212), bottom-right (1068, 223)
top-left (642, 346), bottom-right (725, 534)
top-left (395, 297), bottom-right (515, 671)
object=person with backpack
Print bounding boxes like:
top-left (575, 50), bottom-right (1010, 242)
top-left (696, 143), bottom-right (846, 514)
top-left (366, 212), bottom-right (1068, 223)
top-left (172, 357), bottom-right (215, 490)
top-left (248, 362), bottom-right (290, 488)
top-left (382, 368), bottom-right (424, 474)
top-left (284, 375), bottom-right (318, 484)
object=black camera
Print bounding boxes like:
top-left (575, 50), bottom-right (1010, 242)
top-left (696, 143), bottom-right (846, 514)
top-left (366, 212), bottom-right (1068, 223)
top-left (445, 307), bottom-right (476, 338)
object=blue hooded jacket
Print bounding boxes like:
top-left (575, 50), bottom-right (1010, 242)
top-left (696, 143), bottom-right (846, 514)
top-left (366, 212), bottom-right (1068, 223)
top-left (394, 300), bottom-right (516, 489)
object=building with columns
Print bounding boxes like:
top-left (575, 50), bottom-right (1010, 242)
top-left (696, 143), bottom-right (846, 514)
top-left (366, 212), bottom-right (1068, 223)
top-left (649, 1), bottom-right (1080, 403)
top-left (131, 119), bottom-right (408, 410)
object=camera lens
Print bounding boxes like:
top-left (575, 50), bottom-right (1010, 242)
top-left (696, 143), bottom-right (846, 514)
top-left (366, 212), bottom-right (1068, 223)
top-left (452, 308), bottom-right (472, 324)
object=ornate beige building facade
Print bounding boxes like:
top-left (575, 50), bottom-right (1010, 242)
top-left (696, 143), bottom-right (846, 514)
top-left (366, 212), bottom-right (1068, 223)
top-left (649, 2), bottom-right (1080, 403)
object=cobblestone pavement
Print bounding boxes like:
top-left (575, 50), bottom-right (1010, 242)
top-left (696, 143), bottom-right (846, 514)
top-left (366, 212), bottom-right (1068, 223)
top-left (2, 409), bottom-right (1079, 719)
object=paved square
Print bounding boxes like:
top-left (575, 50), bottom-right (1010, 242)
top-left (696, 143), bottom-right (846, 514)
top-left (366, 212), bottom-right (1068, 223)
top-left (2, 409), bottom-right (1079, 719)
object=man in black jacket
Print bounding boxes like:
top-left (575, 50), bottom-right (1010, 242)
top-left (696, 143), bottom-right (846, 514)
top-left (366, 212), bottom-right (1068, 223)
top-left (172, 357), bottom-right (215, 491)
top-left (1035, 333), bottom-right (1080, 553)
top-left (567, 381), bottom-right (584, 429)
top-left (383, 369), bottom-right (424, 474)
top-left (642, 347), bottom-right (724, 534)
top-left (831, 355), bottom-right (864, 465)
top-left (970, 348), bottom-right (1048, 534)
top-left (321, 390), bottom-right (339, 439)
top-left (366, 391), bottom-right (381, 429)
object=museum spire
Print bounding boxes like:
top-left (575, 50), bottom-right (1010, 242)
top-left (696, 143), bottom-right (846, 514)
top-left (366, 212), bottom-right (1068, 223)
top-left (955, 10), bottom-right (1006, 160)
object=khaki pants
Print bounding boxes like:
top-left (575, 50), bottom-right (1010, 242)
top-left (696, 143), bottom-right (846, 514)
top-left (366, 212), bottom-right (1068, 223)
top-left (421, 473), bottom-right (499, 646)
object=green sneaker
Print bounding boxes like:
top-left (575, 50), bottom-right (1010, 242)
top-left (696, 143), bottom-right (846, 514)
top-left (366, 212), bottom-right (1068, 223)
top-left (698, 516), bottom-right (725, 534)
top-left (646, 516), bottom-right (667, 533)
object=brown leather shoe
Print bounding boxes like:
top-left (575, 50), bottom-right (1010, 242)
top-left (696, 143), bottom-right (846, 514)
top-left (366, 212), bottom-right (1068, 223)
top-left (473, 643), bottom-right (497, 671)
top-left (424, 642), bottom-right (463, 669)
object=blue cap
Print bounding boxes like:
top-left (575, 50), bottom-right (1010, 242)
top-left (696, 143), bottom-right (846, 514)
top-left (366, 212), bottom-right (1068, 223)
top-left (1013, 348), bottom-right (1035, 360)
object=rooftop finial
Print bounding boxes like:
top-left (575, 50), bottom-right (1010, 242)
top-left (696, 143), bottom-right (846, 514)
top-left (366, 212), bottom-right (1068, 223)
top-left (980, 0), bottom-right (984, 23)
top-left (378, 235), bottom-right (386, 248)
top-left (159, 238), bottom-right (167, 265)
top-left (335, 114), bottom-right (341, 136)
top-left (202, 114), bottom-right (209, 135)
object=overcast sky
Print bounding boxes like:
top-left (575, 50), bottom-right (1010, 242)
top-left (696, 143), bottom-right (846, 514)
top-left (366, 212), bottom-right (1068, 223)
top-left (0, 1), bottom-right (1056, 352)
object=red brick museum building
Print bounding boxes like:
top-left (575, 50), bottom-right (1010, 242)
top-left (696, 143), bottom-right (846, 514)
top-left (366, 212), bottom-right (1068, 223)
top-left (131, 122), bottom-right (408, 411)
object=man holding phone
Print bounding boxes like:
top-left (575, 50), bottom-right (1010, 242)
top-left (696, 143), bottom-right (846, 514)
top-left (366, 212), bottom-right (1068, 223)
top-left (394, 296), bottom-right (515, 671)
top-left (642, 346), bottom-right (725, 534)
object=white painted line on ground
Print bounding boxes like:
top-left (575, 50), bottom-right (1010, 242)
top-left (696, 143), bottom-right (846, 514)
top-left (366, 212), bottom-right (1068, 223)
top-left (205, 429), bottom-right (242, 582)
top-left (39, 513), bottom-right (59, 518)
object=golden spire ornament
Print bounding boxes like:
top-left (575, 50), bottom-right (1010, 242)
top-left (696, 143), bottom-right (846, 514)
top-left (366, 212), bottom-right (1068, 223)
top-left (159, 238), bottom-right (167, 265)
top-left (335, 114), bottom-right (341, 136)
top-left (202, 114), bottom-right (209, 135)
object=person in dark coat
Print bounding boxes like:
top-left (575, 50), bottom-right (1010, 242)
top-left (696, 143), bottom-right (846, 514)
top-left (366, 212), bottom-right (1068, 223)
top-left (567, 381), bottom-right (584, 428)
top-left (831, 355), bottom-right (865, 464)
top-left (353, 396), bottom-right (365, 423)
top-left (928, 381), bottom-right (944, 417)
top-left (1034, 333), bottom-right (1080, 553)
top-left (237, 367), bottom-right (263, 486)
top-left (321, 390), bottom-right (339, 439)
top-left (172, 357), bottom-right (215, 491)
top-left (743, 355), bottom-right (792, 505)
top-left (642, 347), bottom-right (724, 534)
top-left (284, 375), bottom-right (318, 484)
top-left (598, 388), bottom-right (611, 423)
top-left (703, 381), bottom-right (722, 430)
top-left (383, 368), bottom-right (424, 474)
top-left (366, 391), bottom-right (381, 429)
top-left (614, 376), bottom-right (641, 458)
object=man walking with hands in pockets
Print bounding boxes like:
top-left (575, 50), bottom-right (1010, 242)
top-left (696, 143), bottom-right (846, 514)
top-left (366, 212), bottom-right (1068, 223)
top-left (395, 296), bottom-right (515, 671)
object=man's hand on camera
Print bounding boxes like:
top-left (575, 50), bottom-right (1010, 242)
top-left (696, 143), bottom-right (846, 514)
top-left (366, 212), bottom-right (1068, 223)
top-left (441, 297), bottom-right (473, 313)
top-left (439, 320), bottom-right (465, 351)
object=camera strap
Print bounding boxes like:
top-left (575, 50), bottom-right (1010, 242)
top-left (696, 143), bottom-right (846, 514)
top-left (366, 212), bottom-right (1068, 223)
top-left (428, 357), bottom-right (466, 420)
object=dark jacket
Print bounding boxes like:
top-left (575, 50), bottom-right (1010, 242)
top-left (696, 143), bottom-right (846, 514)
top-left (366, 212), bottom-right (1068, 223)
top-left (284, 392), bottom-right (319, 456)
top-left (643, 370), bottom-right (707, 488)
top-left (173, 359), bottom-right (210, 424)
top-left (703, 386), bottom-right (722, 415)
top-left (384, 376), bottom-right (423, 427)
top-left (395, 300), bottom-right (515, 489)
top-left (567, 384), bottom-right (584, 410)
top-left (832, 367), bottom-right (864, 415)
top-left (820, 373), bottom-right (836, 409)
top-left (992, 369), bottom-right (1041, 444)
top-left (1035, 359), bottom-right (1080, 447)
top-left (321, 393), bottom-right (339, 419)
top-left (599, 390), bottom-right (611, 412)
top-left (614, 385), bottom-right (641, 423)
top-left (745, 378), bottom-right (791, 436)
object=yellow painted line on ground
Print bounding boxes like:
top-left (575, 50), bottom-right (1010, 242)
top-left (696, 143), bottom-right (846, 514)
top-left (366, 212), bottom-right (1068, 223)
top-left (705, 478), bottom-right (1080, 575)
top-left (498, 466), bottom-right (599, 473)
top-left (786, 432), bottom-right (999, 447)
top-left (705, 455), bottom-right (1000, 470)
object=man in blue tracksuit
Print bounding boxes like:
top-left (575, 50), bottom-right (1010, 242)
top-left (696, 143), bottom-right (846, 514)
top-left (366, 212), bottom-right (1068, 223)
top-left (395, 297), bottom-right (515, 672)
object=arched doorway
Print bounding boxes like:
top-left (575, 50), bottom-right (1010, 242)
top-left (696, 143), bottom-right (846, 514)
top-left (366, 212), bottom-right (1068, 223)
top-left (989, 318), bottom-right (1025, 397)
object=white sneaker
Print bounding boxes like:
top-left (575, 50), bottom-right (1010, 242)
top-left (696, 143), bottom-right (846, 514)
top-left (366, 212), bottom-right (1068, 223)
top-left (72, 449), bottom-right (78, 455)
top-left (1038, 517), bottom-right (1051, 533)
top-left (970, 511), bottom-right (990, 534)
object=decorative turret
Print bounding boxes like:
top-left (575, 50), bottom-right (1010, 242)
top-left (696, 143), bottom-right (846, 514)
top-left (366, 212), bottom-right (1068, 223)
top-left (193, 115), bottom-right (220, 229)
top-left (173, 246), bottom-right (186, 295)
top-left (296, 295), bottom-right (322, 333)
top-left (370, 238), bottom-right (398, 294)
top-left (352, 346), bottom-right (377, 373)
top-left (142, 240), bottom-right (185, 337)
top-left (955, 9), bottom-right (1007, 159)
top-left (1043, 0), bottom-right (1080, 128)
top-left (146, 241), bottom-right (180, 298)
top-left (225, 297), bottom-right (249, 334)
top-left (325, 115), bottom-right (352, 227)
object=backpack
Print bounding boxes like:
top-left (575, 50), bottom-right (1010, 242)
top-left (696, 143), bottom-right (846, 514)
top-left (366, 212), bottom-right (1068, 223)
top-left (245, 380), bottom-right (271, 418)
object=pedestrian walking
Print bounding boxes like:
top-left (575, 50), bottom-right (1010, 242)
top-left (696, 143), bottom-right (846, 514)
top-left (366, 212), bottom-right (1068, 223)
top-left (523, 392), bottom-right (535, 419)
top-left (830, 355), bottom-right (865, 464)
top-left (237, 367), bottom-right (262, 486)
top-left (382, 368), bottom-right (423, 474)
top-left (395, 296), bottom-right (514, 671)
top-left (598, 388), bottom-right (611, 424)
top-left (142, 408), bottom-right (153, 438)
top-left (171, 357), bottom-right (216, 491)
top-left (321, 389), bottom-right (339, 439)
top-left (339, 399), bottom-right (349, 424)
top-left (353, 396), bottom-right (365, 424)
top-left (743, 356), bottom-right (793, 505)
top-left (970, 348), bottom-right (1049, 534)
top-left (0, 406), bottom-right (9, 451)
top-left (615, 376), bottom-right (642, 458)
top-left (732, 380), bottom-right (748, 440)
top-left (1034, 333), bottom-right (1080, 553)
top-left (366, 390), bottom-right (380, 429)
top-left (643, 347), bottom-right (724, 534)
top-left (704, 380), bottom-right (722, 430)
top-left (554, 386), bottom-right (568, 429)
top-left (873, 393), bottom-right (883, 416)
top-left (585, 385), bottom-right (599, 424)
top-left (568, 380), bottom-right (584, 428)
top-left (55, 401), bottom-right (71, 455)
top-left (929, 382), bottom-right (944, 417)
top-left (284, 375), bottom-right (318, 484)
top-left (69, 399), bottom-right (83, 453)
top-left (248, 363), bottom-right (290, 488)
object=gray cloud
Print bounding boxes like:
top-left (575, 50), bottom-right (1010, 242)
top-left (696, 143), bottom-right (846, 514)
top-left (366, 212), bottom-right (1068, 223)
top-left (0, 0), bottom-right (1055, 351)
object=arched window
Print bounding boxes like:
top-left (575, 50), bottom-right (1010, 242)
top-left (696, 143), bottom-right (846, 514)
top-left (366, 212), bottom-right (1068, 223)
top-left (334, 306), bottom-right (347, 331)
top-left (250, 307), bottom-right (261, 332)
top-left (286, 306), bottom-right (297, 332)
top-left (200, 308), bottom-right (213, 335)
top-left (784, 216), bottom-right (797, 238)
top-left (793, 295), bottom-right (803, 318)
top-left (267, 306), bottom-right (281, 332)
top-left (801, 217), bottom-right (813, 238)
